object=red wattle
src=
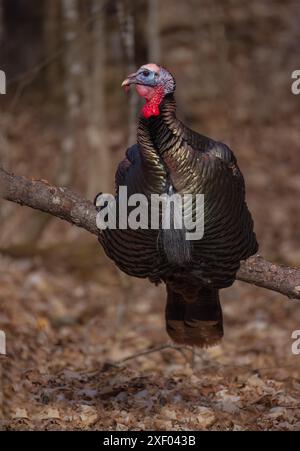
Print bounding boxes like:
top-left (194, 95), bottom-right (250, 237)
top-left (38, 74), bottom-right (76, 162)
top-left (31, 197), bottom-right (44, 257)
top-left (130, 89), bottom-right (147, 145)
top-left (142, 103), bottom-right (160, 119)
top-left (140, 86), bottom-right (165, 119)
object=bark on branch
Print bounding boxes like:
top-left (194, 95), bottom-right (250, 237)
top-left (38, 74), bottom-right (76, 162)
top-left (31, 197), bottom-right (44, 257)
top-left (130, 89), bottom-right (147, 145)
top-left (1, 167), bottom-right (300, 300)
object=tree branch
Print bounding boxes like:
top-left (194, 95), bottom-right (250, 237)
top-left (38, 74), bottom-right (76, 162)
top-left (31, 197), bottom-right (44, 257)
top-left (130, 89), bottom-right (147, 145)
top-left (1, 167), bottom-right (300, 300)
top-left (0, 168), bottom-right (98, 235)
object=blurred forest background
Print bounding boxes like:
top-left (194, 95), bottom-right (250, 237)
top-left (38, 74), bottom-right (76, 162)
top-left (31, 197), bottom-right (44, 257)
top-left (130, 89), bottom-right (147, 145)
top-left (1, 0), bottom-right (300, 431)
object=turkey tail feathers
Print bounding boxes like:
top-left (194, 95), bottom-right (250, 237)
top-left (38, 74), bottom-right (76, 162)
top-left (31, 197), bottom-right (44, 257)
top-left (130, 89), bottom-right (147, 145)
top-left (161, 227), bottom-right (191, 265)
top-left (160, 186), bottom-right (192, 265)
top-left (165, 285), bottom-right (223, 348)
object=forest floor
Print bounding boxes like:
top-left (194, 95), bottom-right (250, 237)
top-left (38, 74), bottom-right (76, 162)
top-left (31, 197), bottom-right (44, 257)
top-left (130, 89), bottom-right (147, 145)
top-left (1, 238), bottom-right (300, 431)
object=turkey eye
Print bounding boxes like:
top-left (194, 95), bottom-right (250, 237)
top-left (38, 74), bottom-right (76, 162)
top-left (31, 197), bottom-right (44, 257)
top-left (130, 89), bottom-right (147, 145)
top-left (142, 70), bottom-right (150, 77)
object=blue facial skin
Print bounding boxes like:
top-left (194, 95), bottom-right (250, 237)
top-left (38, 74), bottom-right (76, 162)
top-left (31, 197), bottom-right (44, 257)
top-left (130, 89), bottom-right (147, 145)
top-left (135, 69), bottom-right (158, 86)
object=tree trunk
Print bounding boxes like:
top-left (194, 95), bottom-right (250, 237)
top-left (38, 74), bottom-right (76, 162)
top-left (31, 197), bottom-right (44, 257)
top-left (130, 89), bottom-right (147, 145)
top-left (44, 0), bottom-right (62, 103)
top-left (59, 0), bottom-right (82, 187)
top-left (85, 0), bottom-right (111, 200)
top-left (0, 0), bottom-right (3, 43)
top-left (117, 0), bottom-right (138, 147)
top-left (148, 0), bottom-right (160, 62)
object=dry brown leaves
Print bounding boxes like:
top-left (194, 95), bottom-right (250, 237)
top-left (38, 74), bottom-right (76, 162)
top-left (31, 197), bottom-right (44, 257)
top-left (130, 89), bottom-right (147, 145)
top-left (1, 243), bottom-right (300, 431)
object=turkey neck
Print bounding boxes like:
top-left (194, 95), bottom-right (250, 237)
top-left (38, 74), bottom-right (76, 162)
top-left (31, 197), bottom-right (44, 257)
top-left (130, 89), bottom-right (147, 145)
top-left (137, 94), bottom-right (191, 193)
top-left (138, 94), bottom-right (181, 155)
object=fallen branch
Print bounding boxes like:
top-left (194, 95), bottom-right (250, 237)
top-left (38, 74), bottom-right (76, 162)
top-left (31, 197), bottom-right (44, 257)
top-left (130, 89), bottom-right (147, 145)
top-left (115, 344), bottom-right (195, 365)
top-left (1, 167), bottom-right (300, 299)
top-left (110, 343), bottom-right (300, 374)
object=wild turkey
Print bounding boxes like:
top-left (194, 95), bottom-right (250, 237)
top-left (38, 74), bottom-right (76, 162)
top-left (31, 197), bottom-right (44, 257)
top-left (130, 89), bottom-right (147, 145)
top-left (96, 63), bottom-right (258, 347)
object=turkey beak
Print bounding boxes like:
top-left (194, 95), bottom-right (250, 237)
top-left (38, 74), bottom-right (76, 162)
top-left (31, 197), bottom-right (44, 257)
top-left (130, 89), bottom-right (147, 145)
top-left (121, 73), bottom-right (138, 92)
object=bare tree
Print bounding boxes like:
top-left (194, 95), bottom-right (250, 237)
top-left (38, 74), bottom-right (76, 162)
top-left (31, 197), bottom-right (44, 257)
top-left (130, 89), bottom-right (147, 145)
top-left (148, 0), bottom-right (160, 62)
top-left (117, 0), bottom-right (138, 147)
top-left (0, 0), bottom-right (3, 43)
top-left (59, 0), bottom-right (82, 187)
top-left (44, 0), bottom-right (62, 103)
top-left (85, 0), bottom-right (111, 199)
